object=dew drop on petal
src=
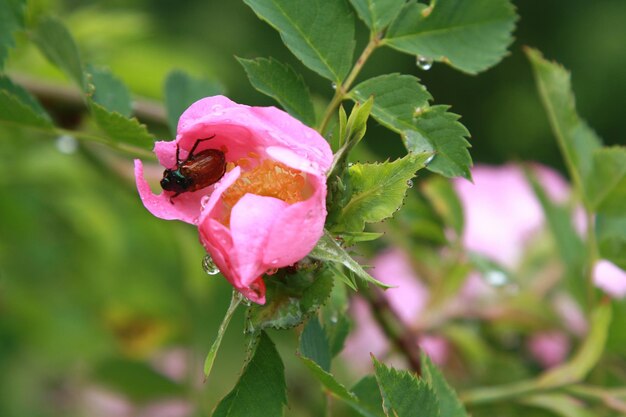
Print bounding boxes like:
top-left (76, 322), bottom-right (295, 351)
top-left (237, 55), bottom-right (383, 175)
top-left (200, 195), bottom-right (210, 209)
top-left (416, 55), bottom-right (433, 71)
top-left (266, 268), bottom-right (279, 276)
top-left (202, 254), bottom-right (220, 275)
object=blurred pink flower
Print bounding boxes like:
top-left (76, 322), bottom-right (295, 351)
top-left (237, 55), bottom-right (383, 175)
top-left (553, 293), bottom-right (588, 337)
top-left (453, 164), bottom-right (570, 268)
top-left (343, 250), bottom-right (448, 370)
top-left (82, 388), bottom-right (193, 417)
top-left (593, 259), bottom-right (626, 299)
top-left (527, 331), bottom-right (570, 368)
top-left (419, 335), bottom-right (449, 366)
top-left (135, 96), bottom-right (332, 304)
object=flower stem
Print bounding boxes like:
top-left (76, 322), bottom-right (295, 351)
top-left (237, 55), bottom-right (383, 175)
top-left (317, 33), bottom-right (382, 134)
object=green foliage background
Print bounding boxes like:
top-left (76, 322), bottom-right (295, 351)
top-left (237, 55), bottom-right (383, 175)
top-left (1, 0), bottom-right (625, 416)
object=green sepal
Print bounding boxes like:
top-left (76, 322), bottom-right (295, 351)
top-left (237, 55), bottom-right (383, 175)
top-left (245, 263), bottom-right (334, 332)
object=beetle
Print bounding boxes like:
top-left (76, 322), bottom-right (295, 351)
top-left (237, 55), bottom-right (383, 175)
top-left (160, 135), bottom-right (226, 201)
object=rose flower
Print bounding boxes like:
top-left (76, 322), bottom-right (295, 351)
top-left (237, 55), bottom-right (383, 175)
top-left (135, 96), bottom-right (332, 304)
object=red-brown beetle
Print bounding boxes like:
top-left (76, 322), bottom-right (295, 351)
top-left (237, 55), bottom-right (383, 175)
top-left (160, 135), bottom-right (226, 201)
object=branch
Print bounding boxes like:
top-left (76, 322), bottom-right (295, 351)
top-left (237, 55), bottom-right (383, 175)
top-left (11, 73), bottom-right (168, 125)
top-left (363, 287), bottom-right (422, 375)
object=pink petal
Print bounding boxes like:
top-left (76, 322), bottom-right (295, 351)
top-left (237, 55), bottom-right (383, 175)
top-left (593, 259), bottom-right (626, 299)
top-left (134, 159), bottom-right (206, 224)
top-left (230, 194), bottom-right (289, 286)
top-left (262, 175), bottom-right (327, 267)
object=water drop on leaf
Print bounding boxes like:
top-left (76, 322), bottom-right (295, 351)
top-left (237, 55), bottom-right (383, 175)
top-left (331, 82), bottom-right (337, 90)
top-left (406, 179), bottom-right (414, 188)
top-left (425, 154), bottom-right (435, 166)
top-left (416, 55), bottom-right (433, 71)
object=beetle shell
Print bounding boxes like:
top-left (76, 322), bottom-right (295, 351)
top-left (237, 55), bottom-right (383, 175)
top-left (178, 149), bottom-right (226, 192)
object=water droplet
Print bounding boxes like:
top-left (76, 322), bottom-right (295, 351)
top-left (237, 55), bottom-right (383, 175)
top-left (55, 135), bottom-right (78, 154)
top-left (406, 179), bottom-right (414, 188)
top-left (416, 55), bottom-right (433, 71)
top-left (202, 254), bottom-right (220, 275)
top-left (270, 259), bottom-right (279, 265)
top-left (331, 82), bottom-right (337, 90)
top-left (425, 154), bottom-right (435, 166)
top-left (266, 268), bottom-right (278, 276)
top-left (200, 195), bottom-right (211, 209)
top-left (413, 107), bottom-right (424, 118)
top-left (347, 162), bottom-right (354, 167)
top-left (330, 315), bottom-right (338, 324)
top-left (485, 270), bottom-right (508, 287)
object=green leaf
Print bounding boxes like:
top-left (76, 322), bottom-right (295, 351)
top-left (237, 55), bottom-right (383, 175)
top-left (327, 97), bottom-right (374, 180)
top-left (32, 16), bottom-right (87, 90)
top-left (384, 0), bottom-right (517, 74)
top-left (299, 356), bottom-right (358, 402)
top-left (585, 147), bottom-right (626, 214)
top-left (339, 231), bottom-right (384, 246)
top-left (333, 152), bottom-right (432, 232)
top-left (298, 322), bottom-right (382, 417)
top-left (404, 107), bottom-right (471, 179)
top-left (350, 74), bottom-right (471, 179)
top-left (526, 167), bottom-right (585, 275)
top-left (538, 302), bottom-right (612, 388)
top-left (299, 317), bottom-right (331, 372)
top-left (421, 355), bottom-right (469, 417)
top-left (238, 57), bottom-right (316, 127)
top-left (0, 0), bottom-right (25, 69)
top-left (243, 0), bottom-right (355, 82)
top-left (349, 376), bottom-right (385, 417)
top-left (0, 76), bottom-right (53, 128)
top-left (421, 176), bottom-right (464, 237)
top-left (213, 332), bottom-right (286, 417)
top-left (321, 279), bottom-right (351, 357)
top-left (204, 291), bottom-right (242, 380)
top-left (89, 101), bottom-right (154, 149)
top-left (596, 215), bottom-right (626, 269)
top-left (349, 0), bottom-right (405, 33)
top-left (526, 47), bottom-right (602, 206)
top-left (309, 231), bottom-right (391, 289)
top-left (87, 65), bottom-right (133, 117)
top-left (373, 357), bottom-right (439, 417)
top-left (246, 265), bottom-right (334, 332)
top-left (164, 70), bottom-right (224, 136)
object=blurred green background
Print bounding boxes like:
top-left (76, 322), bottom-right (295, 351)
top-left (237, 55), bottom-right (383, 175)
top-left (1, 0), bottom-right (625, 416)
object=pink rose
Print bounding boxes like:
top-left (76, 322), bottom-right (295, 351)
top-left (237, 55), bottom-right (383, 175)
top-left (135, 96), bottom-right (332, 304)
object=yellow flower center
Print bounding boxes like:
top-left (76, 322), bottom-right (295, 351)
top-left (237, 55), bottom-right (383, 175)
top-left (219, 157), bottom-right (311, 225)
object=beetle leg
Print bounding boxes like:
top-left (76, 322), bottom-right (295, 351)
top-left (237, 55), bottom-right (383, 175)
top-left (186, 134), bottom-right (216, 162)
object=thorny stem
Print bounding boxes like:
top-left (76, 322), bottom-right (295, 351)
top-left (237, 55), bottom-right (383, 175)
top-left (363, 287), bottom-right (422, 375)
top-left (317, 33), bottom-right (383, 134)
